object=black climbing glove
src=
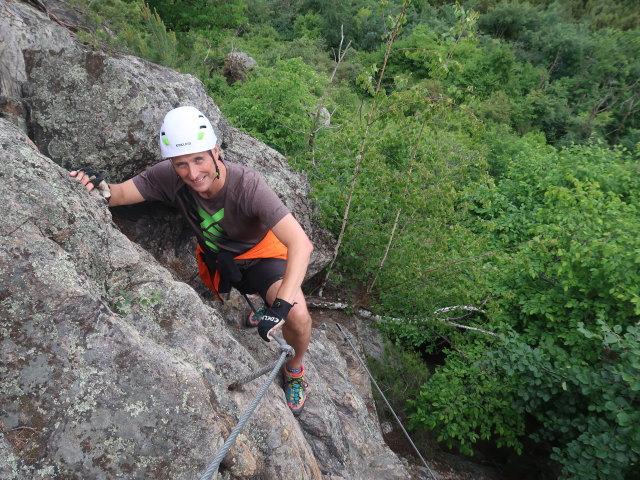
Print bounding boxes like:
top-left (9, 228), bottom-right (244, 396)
top-left (257, 298), bottom-right (294, 342)
top-left (76, 167), bottom-right (111, 203)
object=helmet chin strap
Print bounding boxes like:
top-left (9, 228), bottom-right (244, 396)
top-left (208, 149), bottom-right (221, 179)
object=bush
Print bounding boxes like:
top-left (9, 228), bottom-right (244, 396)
top-left (415, 142), bottom-right (640, 477)
top-left (222, 58), bottom-right (327, 156)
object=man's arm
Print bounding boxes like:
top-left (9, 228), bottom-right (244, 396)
top-left (107, 179), bottom-right (145, 206)
top-left (70, 170), bottom-right (145, 206)
top-left (271, 213), bottom-right (314, 304)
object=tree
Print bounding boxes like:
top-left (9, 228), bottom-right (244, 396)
top-left (146, 0), bottom-right (248, 31)
top-left (222, 58), bottom-right (326, 156)
top-left (411, 141), bottom-right (640, 478)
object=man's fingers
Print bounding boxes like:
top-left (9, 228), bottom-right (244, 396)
top-left (268, 325), bottom-right (281, 339)
top-left (78, 173), bottom-right (94, 190)
top-left (70, 170), bottom-right (95, 191)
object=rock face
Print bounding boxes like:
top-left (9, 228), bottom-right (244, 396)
top-left (0, 0), bottom-right (77, 132)
top-left (21, 33), bottom-right (331, 281)
top-left (0, 117), bottom-right (321, 479)
top-left (223, 51), bottom-right (257, 85)
top-left (23, 47), bottom-right (228, 184)
top-left (0, 115), bottom-right (409, 479)
top-left (0, 1), bottom-right (409, 479)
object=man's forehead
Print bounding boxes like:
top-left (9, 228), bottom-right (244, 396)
top-left (171, 150), bottom-right (211, 162)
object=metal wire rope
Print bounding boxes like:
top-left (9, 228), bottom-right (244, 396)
top-left (199, 334), bottom-right (293, 480)
top-left (335, 322), bottom-right (439, 480)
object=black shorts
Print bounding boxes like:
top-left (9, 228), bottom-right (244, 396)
top-left (232, 258), bottom-right (286, 302)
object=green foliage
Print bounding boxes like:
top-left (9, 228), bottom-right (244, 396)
top-left (112, 288), bottom-right (163, 317)
top-left (146, 0), bottom-right (248, 31)
top-left (297, 0), bottom-right (396, 51)
top-left (554, 322), bottom-right (640, 478)
top-left (551, 0), bottom-right (640, 30)
top-left (293, 12), bottom-right (323, 39)
top-left (484, 5), bottom-right (640, 145)
top-left (497, 179), bottom-right (639, 338)
top-left (422, 141), bottom-right (640, 476)
top-left (477, 1), bottom-right (543, 40)
top-left (312, 78), bottom-right (494, 334)
top-left (73, 0), bottom-right (179, 68)
top-left (222, 58), bottom-right (327, 155)
top-left (387, 5), bottom-right (480, 83)
top-left (487, 322), bottom-right (640, 479)
top-left (222, 23), bottom-right (282, 60)
top-left (136, 3), bottom-right (179, 67)
top-left (367, 341), bottom-right (432, 420)
top-left (258, 36), bottom-right (334, 74)
top-left (410, 345), bottom-right (524, 455)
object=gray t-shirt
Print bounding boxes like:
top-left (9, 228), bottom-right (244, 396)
top-left (132, 159), bottom-right (289, 254)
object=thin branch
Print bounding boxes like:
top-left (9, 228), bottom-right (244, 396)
top-left (433, 305), bottom-right (486, 316)
top-left (9, 426), bottom-right (38, 432)
top-left (367, 208), bottom-right (401, 293)
top-left (309, 25), bottom-right (351, 149)
top-left (26, 0), bottom-right (89, 32)
top-left (437, 319), bottom-right (497, 337)
top-left (318, 1), bottom-right (409, 297)
top-left (306, 297), bottom-right (497, 337)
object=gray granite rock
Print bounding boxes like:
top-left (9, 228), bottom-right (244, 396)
top-left (0, 5), bottom-right (407, 474)
top-left (0, 2), bottom-right (410, 478)
top-left (0, 0), bottom-right (77, 132)
top-left (22, 46), bottom-right (331, 279)
top-left (0, 117), bottom-right (324, 479)
top-left (223, 51), bottom-right (257, 85)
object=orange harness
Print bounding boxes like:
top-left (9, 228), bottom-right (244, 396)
top-left (196, 230), bottom-right (288, 299)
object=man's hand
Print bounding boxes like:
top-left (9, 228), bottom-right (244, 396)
top-left (257, 298), bottom-right (294, 342)
top-left (70, 168), bottom-right (111, 203)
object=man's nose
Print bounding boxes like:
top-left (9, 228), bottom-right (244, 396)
top-left (188, 164), bottom-right (199, 180)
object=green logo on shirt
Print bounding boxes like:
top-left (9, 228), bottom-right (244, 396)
top-left (198, 207), bottom-right (225, 251)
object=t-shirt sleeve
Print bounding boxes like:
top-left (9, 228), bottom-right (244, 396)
top-left (247, 174), bottom-right (290, 230)
top-left (131, 160), bottom-right (181, 204)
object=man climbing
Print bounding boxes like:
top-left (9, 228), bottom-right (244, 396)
top-left (70, 106), bottom-right (312, 415)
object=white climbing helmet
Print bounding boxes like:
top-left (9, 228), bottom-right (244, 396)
top-left (159, 106), bottom-right (218, 158)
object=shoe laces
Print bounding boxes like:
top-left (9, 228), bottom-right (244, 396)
top-left (285, 375), bottom-right (308, 403)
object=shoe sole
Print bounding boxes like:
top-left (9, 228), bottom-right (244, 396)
top-left (245, 316), bottom-right (259, 328)
top-left (245, 309), bottom-right (263, 328)
top-left (289, 401), bottom-right (306, 416)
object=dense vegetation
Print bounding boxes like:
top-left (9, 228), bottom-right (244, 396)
top-left (74, 0), bottom-right (639, 477)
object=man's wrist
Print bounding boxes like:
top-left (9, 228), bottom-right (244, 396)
top-left (270, 298), bottom-right (294, 320)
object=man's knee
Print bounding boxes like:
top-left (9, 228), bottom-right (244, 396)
top-left (286, 300), bottom-right (311, 329)
top-left (288, 302), bottom-right (310, 321)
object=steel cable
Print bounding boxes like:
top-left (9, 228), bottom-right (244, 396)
top-left (199, 294), bottom-right (295, 480)
top-left (199, 337), bottom-right (292, 480)
top-left (335, 322), bottom-right (439, 480)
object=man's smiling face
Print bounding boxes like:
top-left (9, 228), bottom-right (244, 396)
top-left (171, 147), bottom-right (219, 196)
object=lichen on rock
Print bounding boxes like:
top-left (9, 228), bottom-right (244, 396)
top-left (0, 1), bottom-right (411, 478)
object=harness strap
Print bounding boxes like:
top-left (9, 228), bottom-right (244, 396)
top-left (196, 230), bottom-right (288, 299)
